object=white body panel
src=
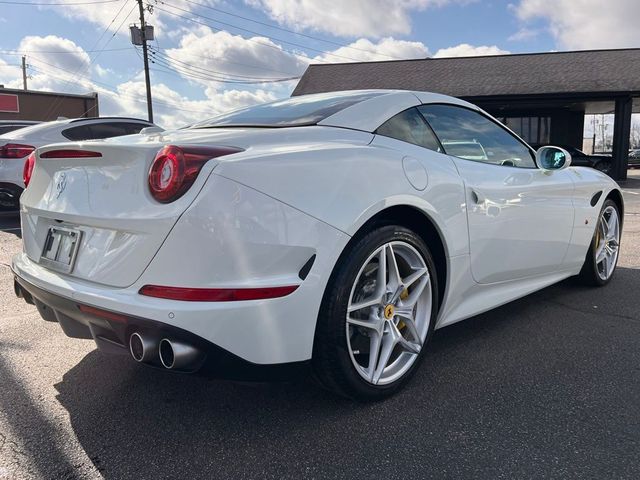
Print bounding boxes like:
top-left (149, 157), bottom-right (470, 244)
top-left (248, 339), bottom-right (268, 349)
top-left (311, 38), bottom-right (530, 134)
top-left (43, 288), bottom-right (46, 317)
top-left (0, 118), bottom-right (152, 187)
top-left (452, 158), bottom-right (576, 283)
top-left (12, 90), bottom-right (622, 365)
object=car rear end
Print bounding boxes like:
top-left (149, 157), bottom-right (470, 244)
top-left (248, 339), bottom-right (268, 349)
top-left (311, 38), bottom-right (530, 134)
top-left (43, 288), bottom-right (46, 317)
top-left (12, 130), bottom-right (351, 378)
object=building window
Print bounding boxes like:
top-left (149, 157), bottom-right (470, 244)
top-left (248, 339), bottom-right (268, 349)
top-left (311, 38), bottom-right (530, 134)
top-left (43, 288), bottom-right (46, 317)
top-left (499, 116), bottom-right (551, 145)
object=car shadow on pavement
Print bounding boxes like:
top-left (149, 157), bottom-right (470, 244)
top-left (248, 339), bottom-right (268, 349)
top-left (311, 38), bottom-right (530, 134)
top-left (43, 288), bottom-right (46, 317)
top-left (0, 345), bottom-right (85, 479)
top-left (0, 212), bottom-right (21, 238)
top-left (52, 267), bottom-right (640, 479)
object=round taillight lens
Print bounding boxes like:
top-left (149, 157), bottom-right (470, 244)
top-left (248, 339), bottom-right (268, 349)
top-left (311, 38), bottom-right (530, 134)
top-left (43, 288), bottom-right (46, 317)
top-left (23, 151), bottom-right (36, 187)
top-left (148, 146), bottom-right (185, 203)
top-left (148, 145), bottom-right (244, 203)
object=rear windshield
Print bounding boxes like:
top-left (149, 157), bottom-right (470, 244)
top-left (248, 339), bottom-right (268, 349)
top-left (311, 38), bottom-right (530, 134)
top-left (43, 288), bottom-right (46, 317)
top-left (191, 91), bottom-right (383, 129)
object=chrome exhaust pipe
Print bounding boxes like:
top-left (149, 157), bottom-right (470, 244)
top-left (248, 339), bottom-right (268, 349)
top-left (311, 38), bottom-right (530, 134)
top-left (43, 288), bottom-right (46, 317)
top-left (158, 338), bottom-right (202, 370)
top-left (129, 332), bottom-right (158, 363)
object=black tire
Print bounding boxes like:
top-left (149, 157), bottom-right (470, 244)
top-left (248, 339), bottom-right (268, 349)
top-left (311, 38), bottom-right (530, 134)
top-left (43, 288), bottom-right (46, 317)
top-left (313, 225), bottom-right (439, 401)
top-left (577, 199), bottom-right (620, 286)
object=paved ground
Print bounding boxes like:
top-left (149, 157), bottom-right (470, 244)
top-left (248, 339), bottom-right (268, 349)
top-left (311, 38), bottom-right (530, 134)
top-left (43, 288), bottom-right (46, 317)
top-left (1, 172), bottom-right (639, 480)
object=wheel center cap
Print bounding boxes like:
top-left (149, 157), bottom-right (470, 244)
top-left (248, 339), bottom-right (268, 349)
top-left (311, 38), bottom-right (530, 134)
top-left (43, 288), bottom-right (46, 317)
top-left (384, 304), bottom-right (395, 319)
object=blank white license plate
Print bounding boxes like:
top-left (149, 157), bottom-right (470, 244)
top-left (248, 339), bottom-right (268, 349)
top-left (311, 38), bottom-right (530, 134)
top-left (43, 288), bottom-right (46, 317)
top-left (39, 227), bottom-right (82, 274)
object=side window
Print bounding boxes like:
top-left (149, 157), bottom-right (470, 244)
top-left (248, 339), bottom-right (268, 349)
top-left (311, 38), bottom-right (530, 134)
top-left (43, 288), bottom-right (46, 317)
top-left (122, 123), bottom-right (149, 134)
top-left (376, 108), bottom-right (442, 152)
top-left (87, 123), bottom-right (129, 139)
top-left (61, 125), bottom-right (93, 141)
top-left (419, 104), bottom-right (536, 168)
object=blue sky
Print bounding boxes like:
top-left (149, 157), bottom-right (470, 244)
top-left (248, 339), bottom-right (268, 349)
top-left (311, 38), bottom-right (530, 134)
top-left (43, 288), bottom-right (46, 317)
top-left (0, 0), bottom-right (638, 126)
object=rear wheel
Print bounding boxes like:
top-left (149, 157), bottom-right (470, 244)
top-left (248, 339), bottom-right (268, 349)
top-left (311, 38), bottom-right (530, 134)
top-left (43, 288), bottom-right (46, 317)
top-left (313, 225), bottom-right (438, 401)
top-left (578, 199), bottom-right (621, 286)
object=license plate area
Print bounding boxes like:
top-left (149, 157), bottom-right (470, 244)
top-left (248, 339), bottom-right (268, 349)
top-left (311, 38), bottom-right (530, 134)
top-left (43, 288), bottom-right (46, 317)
top-left (39, 226), bottom-right (82, 274)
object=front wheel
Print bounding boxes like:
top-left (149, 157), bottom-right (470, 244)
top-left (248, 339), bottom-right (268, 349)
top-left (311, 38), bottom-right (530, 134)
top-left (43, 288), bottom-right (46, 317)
top-left (313, 225), bottom-right (438, 401)
top-left (578, 199), bottom-right (621, 286)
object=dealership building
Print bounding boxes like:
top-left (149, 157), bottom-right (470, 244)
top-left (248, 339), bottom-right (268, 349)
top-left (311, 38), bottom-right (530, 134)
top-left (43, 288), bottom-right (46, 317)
top-left (293, 48), bottom-right (640, 180)
top-left (0, 87), bottom-right (99, 122)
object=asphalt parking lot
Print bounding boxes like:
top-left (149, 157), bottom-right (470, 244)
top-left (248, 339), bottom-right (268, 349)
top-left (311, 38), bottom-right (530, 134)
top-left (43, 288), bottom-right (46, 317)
top-left (1, 173), bottom-right (639, 480)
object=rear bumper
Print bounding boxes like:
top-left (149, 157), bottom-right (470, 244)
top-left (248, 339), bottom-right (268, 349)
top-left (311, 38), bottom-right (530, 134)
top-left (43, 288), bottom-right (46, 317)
top-left (13, 273), bottom-right (310, 380)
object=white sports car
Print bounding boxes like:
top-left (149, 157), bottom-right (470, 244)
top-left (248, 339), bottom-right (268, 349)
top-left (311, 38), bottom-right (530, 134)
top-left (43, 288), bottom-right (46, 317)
top-left (12, 90), bottom-right (623, 400)
top-left (0, 117), bottom-right (155, 210)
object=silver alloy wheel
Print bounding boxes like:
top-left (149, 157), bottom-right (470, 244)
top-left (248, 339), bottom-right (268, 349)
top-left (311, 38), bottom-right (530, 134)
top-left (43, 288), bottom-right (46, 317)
top-left (595, 205), bottom-right (620, 281)
top-left (346, 241), bottom-right (432, 386)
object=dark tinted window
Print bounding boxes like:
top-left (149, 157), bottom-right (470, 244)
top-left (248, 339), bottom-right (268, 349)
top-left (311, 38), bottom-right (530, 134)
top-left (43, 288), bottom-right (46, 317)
top-left (420, 104), bottom-right (536, 168)
top-left (192, 91), bottom-right (383, 128)
top-left (376, 108), bottom-right (441, 152)
top-left (87, 123), bottom-right (129, 139)
top-left (61, 125), bottom-right (93, 141)
top-left (62, 122), bottom-right (145, 141)
top-left (0, 125), bottom-right (29, 135)
top-left (121, 122), bottom-right (148, 134)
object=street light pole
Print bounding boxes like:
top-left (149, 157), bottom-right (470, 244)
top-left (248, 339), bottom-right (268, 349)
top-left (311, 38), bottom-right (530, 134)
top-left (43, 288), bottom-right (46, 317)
top-left (136, 0), bottom-right (153, 123)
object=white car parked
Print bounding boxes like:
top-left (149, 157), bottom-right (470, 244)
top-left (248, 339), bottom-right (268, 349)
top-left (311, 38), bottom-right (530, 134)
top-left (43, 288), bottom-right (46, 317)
top-left (0, 117), bottom-right (155, 210)
top-left (12, 90), bottom-right (623, 400)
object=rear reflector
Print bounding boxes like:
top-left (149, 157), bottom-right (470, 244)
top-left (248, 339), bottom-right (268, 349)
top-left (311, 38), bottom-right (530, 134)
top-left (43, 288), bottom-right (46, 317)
top-left (0, 143), bottom-right (35, 159)
top-left (40, 150), bottom-right (102, 158)
top-left (78, 304), bottom-right (128, 323)
top-left (139, 284), bottom-right (299, 302)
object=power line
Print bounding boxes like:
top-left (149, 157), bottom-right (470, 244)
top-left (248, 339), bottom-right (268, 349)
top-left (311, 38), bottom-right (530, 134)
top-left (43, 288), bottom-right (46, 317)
top-left (148, 55), bottom-right (298, 84)
top-left (0, 0), bottom-right (120, 4)
top-left (154, 2), bottom-right (366, 63)
top-left (0, 48), bottom-right (131, 55)
top-left (41, 0), bottom-right (134, 118)
top-left (176, 0), bottom-right (403, 60)
top-left (153, 45), bottom-right (302, 77)
top-left (28, 61), bottom-right (213, 115)
top-left (147, 46), bottom-right (300, 82)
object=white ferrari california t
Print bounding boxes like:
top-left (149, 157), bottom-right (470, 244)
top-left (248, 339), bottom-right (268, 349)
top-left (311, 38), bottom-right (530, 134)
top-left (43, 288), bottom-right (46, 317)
top-left (12, 90), bottom-right (623, 400)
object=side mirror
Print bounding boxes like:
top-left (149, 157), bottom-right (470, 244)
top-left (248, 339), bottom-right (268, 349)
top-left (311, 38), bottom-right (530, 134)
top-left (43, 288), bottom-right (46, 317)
top-left (536, 146), bottom-right (572, 171)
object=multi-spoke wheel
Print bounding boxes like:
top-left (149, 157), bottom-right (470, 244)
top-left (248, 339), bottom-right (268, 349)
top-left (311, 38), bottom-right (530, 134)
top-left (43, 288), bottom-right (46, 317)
top-left (313, 225), bottom-right (438, 401)
top-left (578, 199), bottom-right (621, 286)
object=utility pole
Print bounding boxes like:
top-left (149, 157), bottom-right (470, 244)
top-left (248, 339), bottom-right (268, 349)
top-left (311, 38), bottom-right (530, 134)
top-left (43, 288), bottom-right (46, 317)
top-left (136, 0), bottom-right (153, 123)
top-left (21, 56), bottom-right (27, 90)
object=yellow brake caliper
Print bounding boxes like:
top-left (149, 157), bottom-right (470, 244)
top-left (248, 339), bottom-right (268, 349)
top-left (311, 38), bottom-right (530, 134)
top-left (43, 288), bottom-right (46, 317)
top-left (398, 288), bottom-right (409, 330)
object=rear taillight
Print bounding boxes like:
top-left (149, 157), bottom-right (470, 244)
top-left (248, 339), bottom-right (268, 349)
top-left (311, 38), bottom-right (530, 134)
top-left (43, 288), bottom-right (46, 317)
top-left (23, 152), bottom-right (36, 187)
top-left (0, 143), bottom-right (35, 159)
top-left (148, 145), bottom-right (243, 203)
top-left (40, 149), bottom-right (102, 158)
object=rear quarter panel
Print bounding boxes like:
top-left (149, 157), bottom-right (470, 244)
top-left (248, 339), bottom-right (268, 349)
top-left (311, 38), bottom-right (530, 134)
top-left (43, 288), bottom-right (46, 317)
top-left (214, 133), bottom-right (469, 258)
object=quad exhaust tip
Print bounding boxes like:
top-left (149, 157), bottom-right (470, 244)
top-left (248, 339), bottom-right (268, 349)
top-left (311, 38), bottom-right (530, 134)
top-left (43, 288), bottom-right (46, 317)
top-left (129, 332), bottom-right (158, 363)
top-left (158, 338), bottom-right (201, 370)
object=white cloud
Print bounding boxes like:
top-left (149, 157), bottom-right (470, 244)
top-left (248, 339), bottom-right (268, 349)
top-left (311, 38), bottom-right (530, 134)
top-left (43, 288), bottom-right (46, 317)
top-left (508, 27), bottom-right (539, 42)
top-left (0, 34), bottom-right (282, 128)
top-left (18, 35), bottom-right (90, 73)
top-left (433, 43), bottom-right (510, 58)
top-left (100, 80), bottom-right (279, 127)
top-left (314, 37), bottom-right (429, 62)
top-left (0, 58), bottom-right (22, 87)
top-left (246, 0), bottom-right (466, 38)
top-left (164, 26), bottom-right (309, 85)
top-left (513, 0), bottom-right (640, 49)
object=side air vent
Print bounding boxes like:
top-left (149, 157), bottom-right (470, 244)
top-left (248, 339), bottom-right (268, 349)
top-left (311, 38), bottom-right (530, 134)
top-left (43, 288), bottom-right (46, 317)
top-left (298, 254), bottom-right (316, 280)
top-left (590, 191), bottom-right (603, 207)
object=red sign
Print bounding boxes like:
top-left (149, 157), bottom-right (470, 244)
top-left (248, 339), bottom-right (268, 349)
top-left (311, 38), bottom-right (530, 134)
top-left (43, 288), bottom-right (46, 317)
top-left (0, 94), bottom-right (19, 113)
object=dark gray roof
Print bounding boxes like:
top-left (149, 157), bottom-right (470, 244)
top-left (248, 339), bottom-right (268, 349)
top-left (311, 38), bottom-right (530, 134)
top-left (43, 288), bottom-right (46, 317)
top-left (292, 49), bottom-right (640, 98)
